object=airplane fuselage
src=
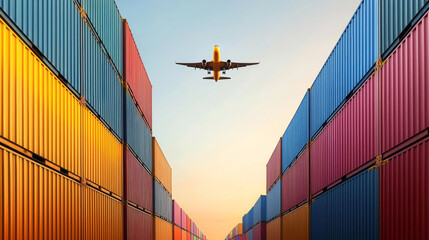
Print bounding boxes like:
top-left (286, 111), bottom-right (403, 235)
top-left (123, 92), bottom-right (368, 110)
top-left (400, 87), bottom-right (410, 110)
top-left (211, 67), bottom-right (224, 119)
top-left (212, 46), bottom-right (221, 81)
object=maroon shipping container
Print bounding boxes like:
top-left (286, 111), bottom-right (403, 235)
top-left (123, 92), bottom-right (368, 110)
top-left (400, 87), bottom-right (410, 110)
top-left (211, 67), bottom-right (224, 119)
top-left (380, 138), bottom-right (429, 240)
top-left (381, 12), bottom-right (429, 154)
top-left (181, 209), bottom-right (187, 229)
top-left (126, 148), bottom-right (153, 211)
top-left (126, 205), bottom-right (153, 240)
top-left (282, 148), bottom-right (309, 213)
top-left (173, 200), bottom-right (181, 227)
top-left (266, 138), bottom-right (282, 193)
top-left (123, 21), bottom-right (153, 129)
top-left (253, 222), bottom-right (267, 240)
top-left (311, 73), bottom-right (378, 195)
top-left (242, 232), bottom-right (248, 240)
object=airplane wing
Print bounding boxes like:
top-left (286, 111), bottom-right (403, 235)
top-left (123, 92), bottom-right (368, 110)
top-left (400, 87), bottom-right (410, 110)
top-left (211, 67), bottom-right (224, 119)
top-left (176, 62), bottom-right (213, 70)
top-left (220, 61), bottom-right (259, 70)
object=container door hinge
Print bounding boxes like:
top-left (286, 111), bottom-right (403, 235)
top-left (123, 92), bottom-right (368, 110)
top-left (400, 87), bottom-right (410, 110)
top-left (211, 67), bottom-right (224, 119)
top-left (369, 155), bottom-right (389, 171)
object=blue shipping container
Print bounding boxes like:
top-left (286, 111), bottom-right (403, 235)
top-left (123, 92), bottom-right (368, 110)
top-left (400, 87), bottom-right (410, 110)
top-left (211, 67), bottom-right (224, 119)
top-left (248, 229), bottom-right (253, 240)
top-left (252, 195), bottom-right (266, 226)
top-left (311, 169), bottom-right (379, 240)
top-left (282, 91), bottom-right (309, 173)
top-left (0, 0), bottom-right (82, 93)
top-left (266, 180), bottom-right (281, 222)
top-left (243, 208), bottom-right (254, 233)
top-left (84, 24), bottom-right (123, 139)
top-left (310, 0), bottom-right (378, 139)
top-left (154, 180), bottom-right (172, 222)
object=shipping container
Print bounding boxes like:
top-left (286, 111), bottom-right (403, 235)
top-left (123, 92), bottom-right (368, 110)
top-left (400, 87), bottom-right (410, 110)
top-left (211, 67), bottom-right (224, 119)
top-left (252, 222), bottom-right (266, 240)
top-left (310, 0), bottom-right (378, 138)
top-left (84, 24), bottom-right (123, 139)
top-left (380, 0), bottom-right (429, 56)
top-left (154, 180), bottom-right (172, 222)
top-left (82, 0), bottom-right (123, 76)
top-left (311, 169), bottom-right (379, 240)
top-left (182, 210), bottom-right (187, 230)
top-left (0, 18), bottom-right (82, 175)
top-left (187, 216), bottom-right (191, 232)
top-left (281, 204), bottom-right (309, 240)
top-left (252, 196), bottom-right (266, 225)
top-left (126, 205), bottom-right (153, 240)
top-left (380, 138), bottom-right (429, 240)
top-left (266, 138), bottom-right (281, 193)
top-left (173, 200), bottom-right (181, 227)
top-left (84, 107), bottom-right (123, 196)
top-left (266, 180), bottom-right (281, 222)
top-left (381, 12), bottom-right (429, 154)
top-left (126, 92), bottom-right (152, 172)
top-left (248, 229), bottom-right (253, 240)
top-left (125, 147), bottom-right (152, 211)
top-left (84, 187), bottom-right (124, 240)
top-left (282, 91), bottom-right (309, 173)
top-left (174, 225), bottom-right (182, 240)
top-left (187, 232), bottom-right (191, 240)
top-left (242, 208), bottom-right (254, 233)
top-left (0, 0), bottom-right (82, 92)
top-left (266, 217), bottom-right (281, 240)
top-left (281, 147), bottom-right (309, 213)
top-left (123, 20), bottom-right (152, 129)
top-left (242, 232), bottom-right (248, 240)
top-left (182, 229), bottom-right (187, 240)
top-left (155, 216), bottom-right (173, 240)
top-left (311, 73), bottom-right (378, 195)
top-left (0, 146), bottom-right (82, 239)
top-left (153, 137), bottom-right (172, 193)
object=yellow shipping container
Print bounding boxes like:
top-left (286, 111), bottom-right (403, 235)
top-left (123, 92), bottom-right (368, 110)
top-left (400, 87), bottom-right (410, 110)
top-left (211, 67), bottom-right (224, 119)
top-left (153, 137), bottom-right (172, 194)
top-left (0, 18), bottom-right (82, 175)
top-left (282, 204), bottom-right (309, 240)
top-left (84, 108), bottom-right (123, 196)
top-left (155, 216), bottom-right (173, 240)
top-left (0, 146), bottom-right (82, 239)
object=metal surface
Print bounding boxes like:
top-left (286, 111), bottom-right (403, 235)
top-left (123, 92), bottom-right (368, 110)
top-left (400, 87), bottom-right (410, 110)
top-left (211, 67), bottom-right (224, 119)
top-left (252, 222), bottom-right (266, 240)
top-left (154, 180), bottom-right (172, 222)
top-left (281, 204), bottom-right (309, 240)
top-left (126, 205), bottom-right (153, 240)
top-left (173, 200), bottom-right (181, 227)
top-left (181, 210), bottom-right (187, 230)
top-left (248, 229), bottom-right (253, 240)
top-left (155, 216), bottom-right (173, 240)
top-left (182, 229), bottom-right (187, 240)
top-left (311, 74), bottom-right (378, 195)
top-left (266, 138), bottom-right (281, 193)
top-left (266, 217), bottom-right (281, 240)
top-left (174, 225), bottom-right (181, 240)
top-left (153, 137), bottom-right (172, 194)
top-left (266, 180), bottom-right (281, 222)
top-left (310, 0), bottom-right (378, 138)
top-left (243, 208), bottom-right (254, 233)
top-left (252, 195), bottom-right (266, 226)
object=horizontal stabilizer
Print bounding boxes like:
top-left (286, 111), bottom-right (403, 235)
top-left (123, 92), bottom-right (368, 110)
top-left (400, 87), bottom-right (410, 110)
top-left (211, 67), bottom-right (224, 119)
top-left (203, 77), bottom-right (214, 79)
top-left (203, 76), bottom-right (231, 80)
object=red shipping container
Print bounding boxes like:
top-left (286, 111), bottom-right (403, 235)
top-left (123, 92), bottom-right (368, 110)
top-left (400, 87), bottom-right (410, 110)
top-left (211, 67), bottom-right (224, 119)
top-left (282, 148), bottom-right (309, 213)
top-left (242, 232), bottom-right (248, 240)
top-left (173, 200), bottom-right (181, 227)
top-left (266, 139), bottom-right (282, 193)
top-left (311, 73), bottom-right (378, 195)
top-left (126, 206), bottom-right (153, 240)
top-left (253, 222), bottom-right (267, 240)
top-left (187, 232), bottom-right (191, 240)
top-left (174, 225), bottom-right (182, 240)
top-left (380, 138), bottom-right (429, 240)
top-left (126, 148), bottom-right (153, 211)
top-left (123, 21), bottom-right (152, 129)
top-left (381, 12), bottom-right (429, 154)
top-left (181, 210), bottom-right (187, 229)
top-left (187, 216), bottom-right (191, 232)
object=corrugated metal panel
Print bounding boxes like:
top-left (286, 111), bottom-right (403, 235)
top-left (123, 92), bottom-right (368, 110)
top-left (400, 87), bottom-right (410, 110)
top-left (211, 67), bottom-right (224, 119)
top-left (186, 216), bottom-right (191, 232)
top-left (153, 137), bottom-right (172, 194)
top-left (252, 196), bottom-right (266, 225)
top-left (282, 91), bottom-right (309, 173)
top-left (266, 217), bottom-right (281, 240)
top-left (126, 92), bottom-right (152, 172)
top-left (182, 229), bottom-right (187, 240)
top-left (0, 146), bottom-right (82, 239)
top-left (174, 225), bottom-right (181, 240)
top-left (155, 216), bottom-right (173, 240)
top-left (126, 205), bottom-right (153, 240)
top-left (381, 13), bottom-right (429, 154)
top-left (281, 204), bottom-right (309, 240)
top-left (266, 139), bottom-right (281, 193)
top-left (266, 180), bottom-right (281, 222)
top-left (123, 20), bottom-right (152, 129)
top-left (0, 0), bottom-right (82, 92)
top-left (380, 138), bottom-right (429, 240)
top-left (381, 0), bottom-right (428, 56)
top-left (311, 74), bottom-right (378, 195)
top-left (181, 210), bottom-right (187, 230)
top-left (253, 222), bottom-right (266, 240)
top-left (82, 0), bottom-right (122, 76)
top-left (84, 107), bottom-right (123, 196)
top-left (248, 229), bottom-right (253, 240)
top-left (281, 147), bottom-right (308, 213)
top-left (84, 24), bottom-right (123, 139)
top-left (242, 232), bottom-right (248, 240)
top-left (84, 187), bottom-right (123, 240)
top-left (310, 0), bottom-right (378, 138)
top-left (154, 180), bottom-right (172, 222)
top-left (242, 208), bottom-right (254, 232)
top-left (0, 18), bottom-right (82, 175)
top-left (310, 169), bottom-right (379, 240)
top-left (187, 232), bottom-right (191, 240)
top-left (173, 200), bottom-right (181, 227)
top-left (125, 147), bottom-right (152, 211)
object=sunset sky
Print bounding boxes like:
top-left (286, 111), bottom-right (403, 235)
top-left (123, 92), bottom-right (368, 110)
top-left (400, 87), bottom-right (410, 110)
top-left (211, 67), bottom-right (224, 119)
top-left (115, 0), bottom-right (361, 239)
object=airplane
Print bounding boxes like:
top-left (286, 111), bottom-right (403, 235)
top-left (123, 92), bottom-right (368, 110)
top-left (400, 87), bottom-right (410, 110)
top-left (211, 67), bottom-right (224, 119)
top-left (176, 45), bottom-right (259, 82)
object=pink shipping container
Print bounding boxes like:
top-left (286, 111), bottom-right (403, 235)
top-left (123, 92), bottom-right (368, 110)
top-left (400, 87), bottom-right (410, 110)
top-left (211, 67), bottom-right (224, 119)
top-left (381, 12), bottom-right (429, 154)
top-left (173, 200), bottom-right (181, 227)
top-left (380, 138), bottom-right (429, 240)
top-left (266, 138), bottom-right (282, 193)
top-left (253, 222), bottom-right (267, 240)
top-left (126, 205), bottom-right (153, 240)
top-left (125, 148), bottom-right (153, 211)
top-left (181, 210), bottom-right (187, 229)
top-left (311, 73), bottom-right (378, 195)
top-left (242, 232), bottom-right (248, 240)
top-left (123, 20), bottom-right (152, 129)
top-left (282, 148), bottom-right (309, 213)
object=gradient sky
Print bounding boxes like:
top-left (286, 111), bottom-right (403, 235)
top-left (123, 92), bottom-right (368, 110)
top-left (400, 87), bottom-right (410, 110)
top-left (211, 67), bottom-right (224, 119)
top-left (115, 1), bottom-right (361, 239)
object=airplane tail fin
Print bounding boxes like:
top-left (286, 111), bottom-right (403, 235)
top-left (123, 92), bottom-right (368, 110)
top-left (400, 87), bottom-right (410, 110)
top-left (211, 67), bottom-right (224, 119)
top-left (202, 77), bottom-right (231, 80)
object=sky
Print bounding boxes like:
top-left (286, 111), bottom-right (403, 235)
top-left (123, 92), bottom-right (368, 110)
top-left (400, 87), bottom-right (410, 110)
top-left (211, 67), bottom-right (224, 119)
top-left (115, 0), bottom-right (361, 239)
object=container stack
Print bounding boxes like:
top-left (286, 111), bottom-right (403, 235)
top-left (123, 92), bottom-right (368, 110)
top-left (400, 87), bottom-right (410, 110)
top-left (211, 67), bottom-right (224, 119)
top-left (242, 196), bottom-right (267, 240)
top-left (225, 224), bottom-right (243, 240)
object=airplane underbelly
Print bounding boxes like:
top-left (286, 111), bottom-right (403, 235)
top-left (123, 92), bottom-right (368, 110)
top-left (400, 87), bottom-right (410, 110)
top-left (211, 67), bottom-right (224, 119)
top-left (213, 71), bottom-right (220, 81)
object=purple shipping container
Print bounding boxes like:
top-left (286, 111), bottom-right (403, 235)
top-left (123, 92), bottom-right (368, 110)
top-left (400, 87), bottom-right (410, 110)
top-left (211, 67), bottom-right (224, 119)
top-left (253, 222), bottom-right (266, 240)
top-left (181, 209), bottom-right (187, 229)
top-left (282, 148), bottom-right (309, 213)
top-left (311, 73), bottom-right (378, 195)
top-left (173, 200), bottom-right (181, 227)
top-left (266, 139), bottom-right (282, 193)
top-left (126, 205), bottom-right (153, 240)
top-left (381, 12), bottom-right (429, 154)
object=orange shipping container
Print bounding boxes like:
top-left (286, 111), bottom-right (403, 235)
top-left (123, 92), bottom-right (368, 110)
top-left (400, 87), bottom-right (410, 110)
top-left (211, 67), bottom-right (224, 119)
top-left (153, 137), bottom-right (172, 194)
top-left (174, 225), bottom-right (182, 240)
top-left (0, 146), bottom-right (82, 239)
top-left (182, 229), bottom-right (187, 240)
top-left (0, 18), bottom-right (82, 175)
top-left (237, 223), bottom-right (243, 235)
top-left (266, 217), bottom-right (281, 240)
top-left (155, 216), bottom-right (173, 240)
top-left (281, 204), bottom-right (309, 240)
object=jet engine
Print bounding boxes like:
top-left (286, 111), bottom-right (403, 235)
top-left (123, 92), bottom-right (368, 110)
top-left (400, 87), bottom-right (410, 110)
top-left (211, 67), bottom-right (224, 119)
top-left (202, 59), bottom-right (207, 67)
top-left (226, 59), bottom-right (231, 68)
